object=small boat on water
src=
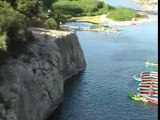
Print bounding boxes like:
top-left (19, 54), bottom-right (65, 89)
top-left (141, 81), bottom-right (152, 84)
top-left (134, 75), bottom-right (158, 82)
top-left (138, 87), bottom-right (151, 90)
top-left (142, 76), bottom-right (158, 79)
top-left (140, 94), bottom-right (158, 104)
top-left (133, 74), bottom-right (141, 81)
top-left (138, 85), bottom-right (158, 90)
top-left (145, 61), bottom-right (158, 67)
top-left (137, 88), bottom-right (158, 94)
top-left (140, 71), bottom-right (158, 75)
top-left (128, 93), bottom-right (148, 102)
top-left (138, 83), bottom-right (158, 87)
top-left (151, 94), bottom-right (158, 98)
top-left (152, 87), bottom-right (158, 90)
top-left (141, 79), bottom-right (158, 82)
top-left (153, 81), bottom-right (158, 84)
top-left (139, 83), bottom-right (151, 87)
top-left (152, 84), bottom-right (158, 88)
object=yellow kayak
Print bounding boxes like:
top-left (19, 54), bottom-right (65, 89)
top-left (128, 93), bottom-right (148, 102)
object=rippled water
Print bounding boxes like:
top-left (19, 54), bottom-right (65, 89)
top-left (47, 1), bottom-right (158, 120)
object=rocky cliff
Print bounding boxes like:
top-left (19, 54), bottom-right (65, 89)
top-left (0, 28), bottom-right (86, 120)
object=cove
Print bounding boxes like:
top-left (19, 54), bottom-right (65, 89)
top-left (47, 1), bottom-right (158, 120)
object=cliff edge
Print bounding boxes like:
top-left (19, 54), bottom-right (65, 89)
top-left (0, 28), bottom-right (86, 120)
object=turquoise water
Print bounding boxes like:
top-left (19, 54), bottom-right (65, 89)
top-left (47, 1), bottom-right (158, 120)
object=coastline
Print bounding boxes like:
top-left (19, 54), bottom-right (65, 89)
top-left (70, 0), bottom-right (158, 26)
top-left (70, 13), bottom-right (155, 26)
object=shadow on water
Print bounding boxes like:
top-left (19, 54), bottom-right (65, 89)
top-left (47, 71), bottom-right (85, 120)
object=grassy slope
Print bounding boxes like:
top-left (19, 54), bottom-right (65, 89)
top-left (53, 0), bottom-right (146, 22)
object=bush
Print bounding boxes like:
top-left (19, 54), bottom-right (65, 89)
top-left (45, 18), bottom-right (59, 29)
top-left (51, 0), bottom-right (106, 18)
top-left (107, 7), bottom-right (143, 21)
top-left (0, 1), bottom-right (35, 55)
top-left (16, 0), bottom-right (39, 18)
top-left (0, 1), bottom-right (25, 51)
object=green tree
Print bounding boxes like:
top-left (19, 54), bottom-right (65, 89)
top-left (45, 18), bottom-right (59, 29)
top-left (16, 0), bottom-right (39, 18)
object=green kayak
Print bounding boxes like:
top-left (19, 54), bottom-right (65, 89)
top-left (145, 61), bottom-right (158, 67)
top-left (128, 93), bottom-right (148, 102)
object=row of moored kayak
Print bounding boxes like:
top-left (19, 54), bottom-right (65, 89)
top-left (128, 71), bottom-right (158, 104)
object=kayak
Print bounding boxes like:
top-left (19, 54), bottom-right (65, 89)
top-left (153, 81), bottom-right (158, 84)
top-left (133, 74), bottom-right (141, 81)
top-left (138, 89), bottom-right (158, 94)
top-left (139, 83), bottom-right (151, 87)
top-left (128, 93), bottom-right (148, 102)
top-left (140, 71), bottom-right (158, 76)
top-left (142, 76), bottom-right (158, 79)
top-left (138, 83), bottom-right (158, 87)
top-left (153, 90), bottom-right (158, 94)
top-left (141, 81), bottom-right (152, 84)
top-left (152, 84), bottom-right (158, 87)
top-left (140, 71), bottom-right (157, 74)
top-left (133, 72), bottom-right (158, 82)
top-left (138, 87), bottom-right (151, 90)
top-left (140, 94), bottom-right (158, 104)
top-left (152, 94), bottom-right (158, 98)
top-left (152, 87), bottom-right (158, 91)
top-left (141, 79), bottom-right (158, 82)
top-left (145, 61), bottom-right (158, 67)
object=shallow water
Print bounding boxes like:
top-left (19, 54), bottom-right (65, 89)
top-left (47, 1), bottom-right (158, 120)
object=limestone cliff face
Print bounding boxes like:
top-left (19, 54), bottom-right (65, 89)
top-left (0, 28), bottom-right (86, 120)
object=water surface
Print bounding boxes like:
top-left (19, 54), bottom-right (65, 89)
top-left (47, 1), bottom-right (158, 120)
top-left (104, 0), bottom-right (141, 10)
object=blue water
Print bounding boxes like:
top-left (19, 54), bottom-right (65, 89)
top-left (47, 1), bottom-right (158, 120)
top-left (104, 0), bottom-right (141, 10)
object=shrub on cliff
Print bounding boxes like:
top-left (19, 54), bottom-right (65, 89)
top-left (0, 1), bottom-right (35, 54)
top-left (16, 0), bottom-right (40, 19)
top-left (45, 18), bottom-right (59, 29)
top-left (0, 1), bottom-right (26, 47)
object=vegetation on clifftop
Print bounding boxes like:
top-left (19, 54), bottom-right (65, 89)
top-left (52, 0), bottom-right (145, 21)
top-left (0, 0), bottom-right (57, 58)
top-left (0, 0), bottom-right (145, 60)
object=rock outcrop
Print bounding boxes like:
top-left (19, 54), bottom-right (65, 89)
top-left (0, 28), bottom-right (86, 120)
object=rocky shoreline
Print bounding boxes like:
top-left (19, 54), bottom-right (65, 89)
top-left (68, 0), bottom-right (158, 30)
top-left (61, 24), bottom-right (122, 33)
